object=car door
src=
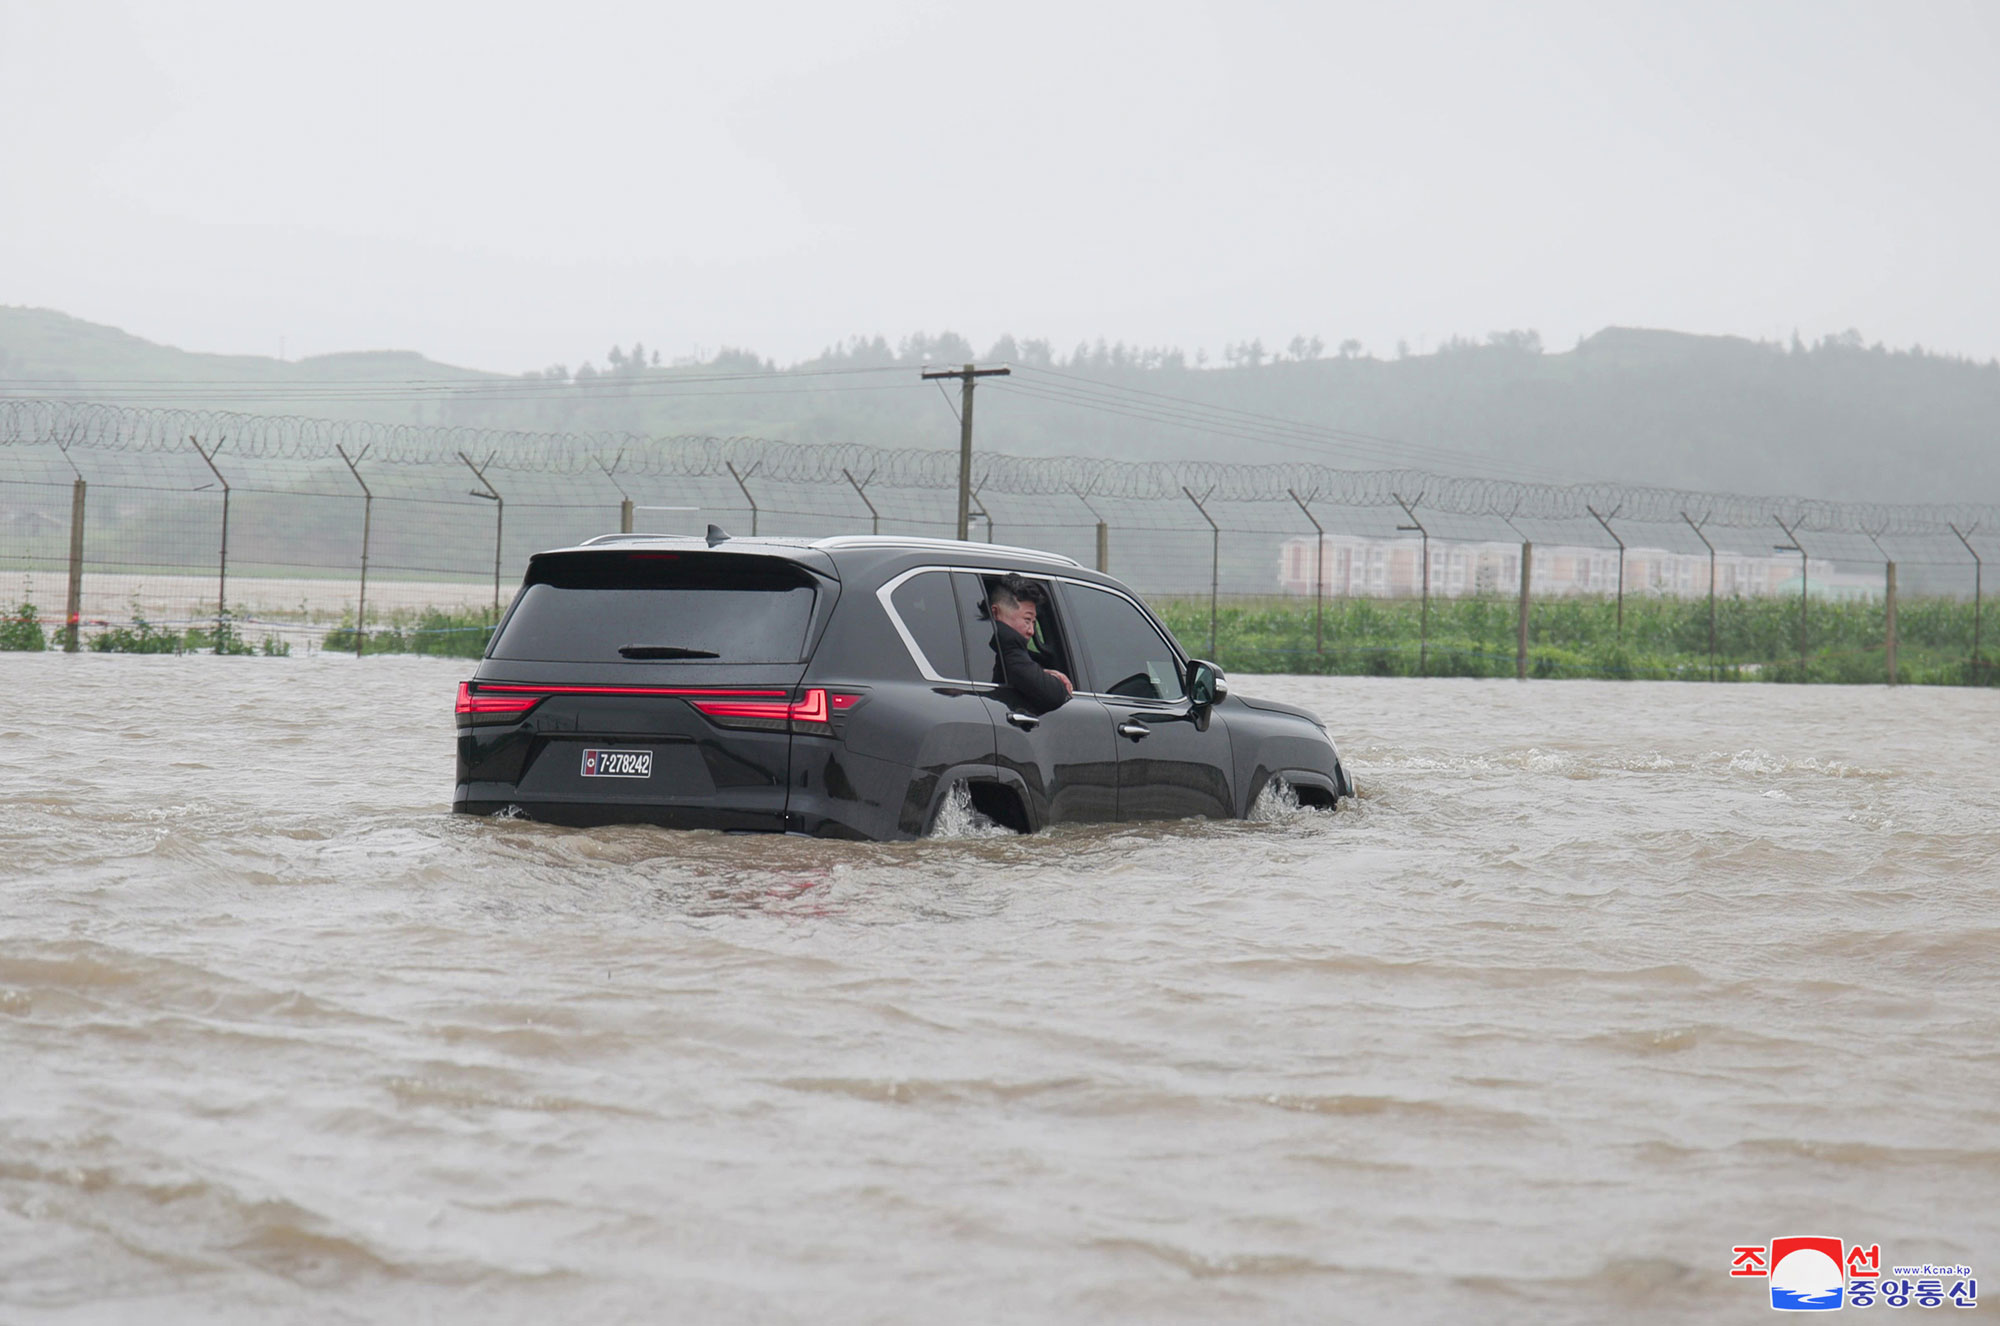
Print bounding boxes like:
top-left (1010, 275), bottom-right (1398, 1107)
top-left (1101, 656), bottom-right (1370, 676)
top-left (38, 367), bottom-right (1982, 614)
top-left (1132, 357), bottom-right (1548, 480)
top-left (860, 566), bottom-right (1000, 833)
top-left (953, 571), bottom-right (1118, 826)
top-left (1058, 580), bottom-right (1234, 821)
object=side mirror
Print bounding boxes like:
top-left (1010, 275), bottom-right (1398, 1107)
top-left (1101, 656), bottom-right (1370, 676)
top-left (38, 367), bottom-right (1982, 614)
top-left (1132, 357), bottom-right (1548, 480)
top-left (1186, 659), bottom-right (1227, 709)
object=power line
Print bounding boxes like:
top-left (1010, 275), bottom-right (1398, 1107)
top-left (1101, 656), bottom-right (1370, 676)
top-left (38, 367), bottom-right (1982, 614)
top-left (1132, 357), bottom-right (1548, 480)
top-left (1002, 367), bottom-right (1593, 484)
top-left (989, 377), bottom-right (1586, 485)
top-left (0, 363), bottom-right (915, 391)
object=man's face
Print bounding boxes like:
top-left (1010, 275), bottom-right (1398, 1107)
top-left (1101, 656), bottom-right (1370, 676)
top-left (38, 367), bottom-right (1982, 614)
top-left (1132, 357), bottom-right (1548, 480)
top-left (992, 596), bottom-right (1037, 638)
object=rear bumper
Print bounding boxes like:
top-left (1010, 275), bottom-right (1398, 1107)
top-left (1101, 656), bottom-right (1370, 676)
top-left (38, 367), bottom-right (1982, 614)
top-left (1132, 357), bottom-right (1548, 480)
top-left (453, 782), bottom-right (791, 833)
top-left (454, 742), bottom-right (964, 842)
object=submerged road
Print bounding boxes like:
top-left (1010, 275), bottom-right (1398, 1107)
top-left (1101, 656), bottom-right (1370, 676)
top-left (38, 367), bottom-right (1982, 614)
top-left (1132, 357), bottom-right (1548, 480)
top-left (1, 655), bottom-right (1994, 1323)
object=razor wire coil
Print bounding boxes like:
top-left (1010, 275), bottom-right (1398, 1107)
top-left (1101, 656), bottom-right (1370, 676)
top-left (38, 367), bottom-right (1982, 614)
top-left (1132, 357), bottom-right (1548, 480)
top-left (3, 397), bottom-right (1996, 536)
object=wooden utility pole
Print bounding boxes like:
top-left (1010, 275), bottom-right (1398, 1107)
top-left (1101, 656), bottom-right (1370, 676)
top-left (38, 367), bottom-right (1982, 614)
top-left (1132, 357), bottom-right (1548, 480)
top-left (921, 363), bottom-right (1010, 540)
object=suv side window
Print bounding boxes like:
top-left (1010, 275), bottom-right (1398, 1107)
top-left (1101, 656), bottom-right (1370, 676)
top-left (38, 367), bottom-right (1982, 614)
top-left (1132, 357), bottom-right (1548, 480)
top-left (1066, 584), bottom-right (1185, 702)
top-left (888, 570), bottom-right (969, 680)
top-left (962, 572), bottom-right (1077, 684)
top-left (951, 573), bottom-right (997, 683)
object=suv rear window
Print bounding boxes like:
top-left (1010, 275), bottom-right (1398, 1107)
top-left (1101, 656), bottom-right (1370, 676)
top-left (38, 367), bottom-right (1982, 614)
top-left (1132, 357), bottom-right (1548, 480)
top-left (489, 552), bottom-right (819, 663)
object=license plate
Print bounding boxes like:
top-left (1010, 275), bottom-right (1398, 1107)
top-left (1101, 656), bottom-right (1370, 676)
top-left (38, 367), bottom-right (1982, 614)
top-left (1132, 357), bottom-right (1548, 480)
top-left (581, 748), bottom-right (653, 778)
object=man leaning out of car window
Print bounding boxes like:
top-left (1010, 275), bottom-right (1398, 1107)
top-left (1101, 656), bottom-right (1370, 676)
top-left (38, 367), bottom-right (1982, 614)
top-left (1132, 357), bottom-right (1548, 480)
top-left (985, 574), bottom-right (1072, 713)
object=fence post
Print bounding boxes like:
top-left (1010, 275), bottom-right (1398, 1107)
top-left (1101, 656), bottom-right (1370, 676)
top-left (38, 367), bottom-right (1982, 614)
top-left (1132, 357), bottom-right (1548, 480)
top-left (1949, 523), bottom-right (1982, 682)
top-left (843, 468), bottom-right (880, 535)
top-left (1862, 528), bottom-right (1896, 686)
top-left (1588, 504), bottom-right (1626, 640)
top-left (191, 436), bottom-right (230, 648)
top-left (1073, 488), bottom-right (1108, 573)
top-left (1885, 561), bottom-right (1898, 684)
top-left (336, 445), bottom-right (373, 656)
top-left (593, 453), bottom-right (633, 534)
top-left (460, 452), bottom-right (504, 615)
top-left (1774, 515), bottom-right (1809, 675)
top-left (64, 476), bottom-right (85, 652)
top-left (1394, 492), bottom-right (1429, 676)
top-left (1288, 488), bottom-right (1325, 654)
top-left (726, 460), bottom-right (759, 536)
top-left (1517, 540), bottom-right (1532, 680)
top-left (1681, 511), bottom-right (1717, 681)
top-left (970, 483), bottom-right (993, 543)
top-left (1183, 486), bottom-right (1220, 659)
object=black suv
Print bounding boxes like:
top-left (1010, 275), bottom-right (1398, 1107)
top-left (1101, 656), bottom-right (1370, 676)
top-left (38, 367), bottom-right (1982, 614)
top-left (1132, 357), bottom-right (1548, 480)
top-left (454, 533), bottom-right (1352, 839)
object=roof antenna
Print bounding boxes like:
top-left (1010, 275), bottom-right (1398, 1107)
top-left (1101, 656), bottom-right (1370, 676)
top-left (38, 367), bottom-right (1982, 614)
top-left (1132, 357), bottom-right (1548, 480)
top-left (706, 523), bottom-right (732, 547)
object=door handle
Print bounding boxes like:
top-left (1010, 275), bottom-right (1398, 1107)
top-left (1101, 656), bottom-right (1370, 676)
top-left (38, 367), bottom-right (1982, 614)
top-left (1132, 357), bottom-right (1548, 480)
top-left (1116, 720), bottom-right (1151, 740)
top-left (1006, 711), bottom-right (1041, 731)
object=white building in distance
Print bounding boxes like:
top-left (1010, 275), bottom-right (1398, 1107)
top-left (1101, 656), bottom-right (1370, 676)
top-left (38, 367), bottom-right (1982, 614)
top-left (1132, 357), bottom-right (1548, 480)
top-left (1276, 535), bottom-right (1876, 600)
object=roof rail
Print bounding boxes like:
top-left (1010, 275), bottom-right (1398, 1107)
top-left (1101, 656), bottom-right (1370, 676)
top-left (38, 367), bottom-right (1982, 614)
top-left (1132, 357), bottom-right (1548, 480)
top-left (812, 535), bottom-right (1082, 567)
top-left (576, 532), bottom-right (704, 546)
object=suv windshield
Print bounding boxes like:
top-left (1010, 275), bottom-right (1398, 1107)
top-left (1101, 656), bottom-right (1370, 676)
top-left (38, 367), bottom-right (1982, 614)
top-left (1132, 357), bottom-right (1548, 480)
top-left (489, 552), bottom-right (819, 663)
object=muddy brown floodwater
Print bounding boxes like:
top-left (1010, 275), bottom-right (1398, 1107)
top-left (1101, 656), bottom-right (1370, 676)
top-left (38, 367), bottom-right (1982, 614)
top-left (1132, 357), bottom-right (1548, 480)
top-left (2, 653), bottom-right (1995, 1323)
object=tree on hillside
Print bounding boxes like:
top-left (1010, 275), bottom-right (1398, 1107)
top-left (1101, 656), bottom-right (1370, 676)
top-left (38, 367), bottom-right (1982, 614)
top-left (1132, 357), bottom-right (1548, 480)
top-left (900, 331), bottom-right (975, 365)
top-left (1486, 329), bottom-right (1543, 355)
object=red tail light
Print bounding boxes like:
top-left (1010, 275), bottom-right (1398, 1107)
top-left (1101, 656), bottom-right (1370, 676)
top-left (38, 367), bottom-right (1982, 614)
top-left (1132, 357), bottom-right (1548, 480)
top-left (689, 687), bottom-right (862, 734)
top-left (454, 681), bottom-right (841, 728)
top-left (456, 681), bottom-right (542, 718)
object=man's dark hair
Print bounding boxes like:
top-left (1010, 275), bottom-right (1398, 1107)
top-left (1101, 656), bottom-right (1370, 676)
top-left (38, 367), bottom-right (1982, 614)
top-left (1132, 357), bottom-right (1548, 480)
top-left (988, 573), bottom-right (1045, 614)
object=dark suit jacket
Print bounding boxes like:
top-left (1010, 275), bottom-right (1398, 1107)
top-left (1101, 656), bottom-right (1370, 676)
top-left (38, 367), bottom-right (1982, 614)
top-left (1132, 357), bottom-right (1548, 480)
top-left (991, 621), bottom-right (1070, 713)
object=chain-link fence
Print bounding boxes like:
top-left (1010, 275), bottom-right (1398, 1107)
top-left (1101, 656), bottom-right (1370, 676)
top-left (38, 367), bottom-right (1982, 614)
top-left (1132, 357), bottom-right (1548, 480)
top-left (2, 399), bottom-right (1993, 681)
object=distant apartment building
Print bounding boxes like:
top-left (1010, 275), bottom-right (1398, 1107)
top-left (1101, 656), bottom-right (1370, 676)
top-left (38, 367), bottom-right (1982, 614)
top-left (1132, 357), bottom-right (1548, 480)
top-left (1276, 535), bottom-right (1865, 600)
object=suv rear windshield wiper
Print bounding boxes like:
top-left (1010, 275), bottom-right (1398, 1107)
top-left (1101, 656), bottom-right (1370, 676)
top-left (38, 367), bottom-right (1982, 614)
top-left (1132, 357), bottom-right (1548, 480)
top-left (618, 644), bottom-right (722, 659)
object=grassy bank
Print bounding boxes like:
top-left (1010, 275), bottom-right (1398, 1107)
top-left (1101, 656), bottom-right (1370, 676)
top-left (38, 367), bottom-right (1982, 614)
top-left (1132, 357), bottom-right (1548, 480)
top-left (321, 606), bottom-right (498, 658)
top-left (1154, 594), bottom-right (1998, 685)
top-left (14, 590), bottom-right (1993, 685)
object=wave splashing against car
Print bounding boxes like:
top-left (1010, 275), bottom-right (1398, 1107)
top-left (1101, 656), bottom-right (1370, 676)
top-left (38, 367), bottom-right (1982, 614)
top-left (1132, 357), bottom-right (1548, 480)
top-left (1248, 775), bottom-right (1305, 822)
top-left (927, 780), bottom-right (1013, 840)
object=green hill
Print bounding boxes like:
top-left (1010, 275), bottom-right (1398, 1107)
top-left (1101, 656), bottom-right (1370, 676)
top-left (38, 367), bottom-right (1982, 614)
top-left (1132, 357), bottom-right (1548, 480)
top-left (4, 306), bottom-right (1998, 505)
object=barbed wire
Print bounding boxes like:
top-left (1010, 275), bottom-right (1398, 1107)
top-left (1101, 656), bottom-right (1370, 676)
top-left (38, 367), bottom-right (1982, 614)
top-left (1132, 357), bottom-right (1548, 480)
top-left (2, 397), bottom-right (1993, 535)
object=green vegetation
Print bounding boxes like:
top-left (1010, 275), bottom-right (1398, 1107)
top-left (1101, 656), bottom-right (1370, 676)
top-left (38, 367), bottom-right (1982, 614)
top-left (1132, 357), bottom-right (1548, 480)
top-left (1155, 594), bottom-right (1999, 685)
top-left (87, 603), bottom-right (289, 656)
top-left (0, 600), bottom-right (46, 651)
top-left (88, 612), bottom-right (184, 654)
top-left (323, 606), bottom-right (497, 658)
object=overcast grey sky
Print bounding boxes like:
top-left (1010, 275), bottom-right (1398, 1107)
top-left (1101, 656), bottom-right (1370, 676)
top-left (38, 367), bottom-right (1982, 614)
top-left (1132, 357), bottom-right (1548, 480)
top-left (4, 0), bottom-right (1996, 372)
